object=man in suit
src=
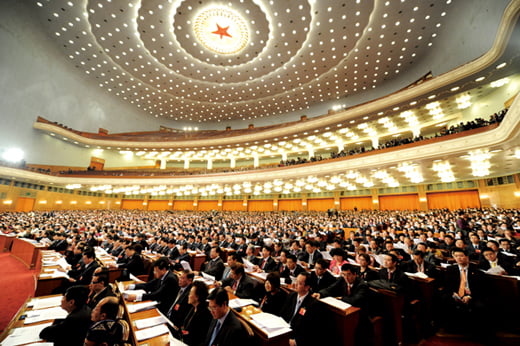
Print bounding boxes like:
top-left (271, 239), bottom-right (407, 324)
top-left (222, 253), bottom-right (242, 280)
top-left (402, 250), bottom-right (437, 278)
top-left (167, 270), bottom-right (194, 327)
top-left (172, 244), bottom-right (190, 271)
top-left (478, 247), bottom-right (515, 275)
top-left (117, 244), bottom-right (145, 277)
top-left (376, 252), bottom-right (408, 291)
top-left (281, 253), bottom-right (306, 284)
top-left (84, 296), bottom-right (123, 346)
top-left (254, 245), bottom-right (278, 273)
top-left (310, 259), bottom-right (336, 293)
top-left (125, 257), bottom-right (179, 314)
top-left (280, 272), bottom-right (328, 346)
top-left (300, 240), bottom-right (323, 269)
top-left (87, 273), bottom-right (115, 309)
top-left (204, 287), bottom-right (249, 346)
top-left (110, 236), bottom-right (124, 257)
top-left (166, 239), bottom-right (180, 260)
top-left (220, 263), bottom-right (256, 299)
top-left (40, 285), bottom-right (92, 346)
top-left (68, 249), bottom-right (100, 286)
top-left (234, 236), bottom-right (247, 258)
top-left (314, 263), bottom-right (370, 309)
top-left (201, 246), bottom-right (225, 280)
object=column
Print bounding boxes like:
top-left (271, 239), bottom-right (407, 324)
top-left (207, 158), bottom-right (213, 170)
top-left (253, 154), bottom-right (259, 168)
top-left (307, 147), bottom-right (314, 160)
top-left (230, 156), bottom-right (236, 169)
top-left (184, 158), bottom-right (190, 169)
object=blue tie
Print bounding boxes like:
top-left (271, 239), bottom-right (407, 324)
top-left (208, 320), bottom-right (221, 346)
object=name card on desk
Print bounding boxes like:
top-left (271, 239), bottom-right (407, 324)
top-left (320, 297), bottom-right (352, 311)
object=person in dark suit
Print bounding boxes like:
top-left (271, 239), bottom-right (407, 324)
top-left (40, 285), bottom-right (92, 346)
top-left (166, 239), bottom-right (180, 260)
top-left (67, 248), bottom-right (100, 286)
top-left (172, 244), bottom-right (191, 271)
top-left (357, 253), bottom-right (379, 282)
top-left (374, 252), bottom-right (408, 291)
top-left (300, 240), bottom-right (323, 269)
top-left (167, 270), bottom-right (194, 327)
top-left (87, 273), bottom-right (115, 309)
top-left (85, 296), bottom-right (123, 346)
top-left (179, 281), bottom-right (212, 346)
top-left (280, 272), bottom-right (329, 346)
top-left (201, 246), bottom-right (225, 280)
top-left (254, 245), bottom-right (278, 273)
top-left (117, 244), bottom-right (145, 277)
top-left (281, 253), bottom-right (306, 284)
top-left (204, 287), bottom-right (249, 346)
top-left (310, 259), bottom-right (336, 293)
top-left (259, 272), bottom-right (287, 316)
top-left (220, 263), bottom-right (256, 299)
top-left (125, 257), bottom-right (179, 314)
top-left (402, 250), bottom-right (437, 278)
top-left (478, 247), bottom-right (515, 275)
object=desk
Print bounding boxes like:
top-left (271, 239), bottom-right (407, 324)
top-left (0, 233), bottom-right (15, 252)
top-left (10, 237), bottom-right (47, 269)
top-left (235, 305), bottom-right (291, 346)
top-left (126, 305), bottom-right (171, 346)
top-left (189, 252), bottom-right (206, 271)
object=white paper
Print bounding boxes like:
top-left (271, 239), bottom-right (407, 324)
top-left (169, 333), bottom-right (189, 346)
top-left (405, 271), bottom-right (429, 279)
top-left (134, 315), bottom-right (168, 330)
top-left (24, 306), bottom-right (67, 324)
top-left (485, 265), bottom-right (506, 275)
top-left (249, 312), bottom-right (292, 338)
top-left (320, 251), bottom-right (332, 261)
top-left (134, 324), bottom-right (170, 341)
top-left (181, 260), bottom-right (191, 271)
top-left (243, 259), bottom-right (255, 272)
top-left (320, 296), bottom-right (352, 311)
top-left (201, 272), bottom-right (215, 282)
top-left (127, 301), bottom-right (159, 313)
top-left (0, 322), bottom-right (52, 346)
top-left (29, 296), bottom-right (63, 310)
top-left (228, 298), bottom-right (259, 309)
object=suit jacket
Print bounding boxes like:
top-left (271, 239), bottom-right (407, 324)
top-left (478, 254), bottom-right (515, 275)
top-left (39, 305), bottom-right (92, 346)
top-left (378, 267), bottom-right (408, 288)
top-left (69, 261), bottom-right (100, 286)
top-left (260, 289), bottom-right (287, 316)
top-left (87, 285), bottom-right (116, 309)
top-left (280, 292), bottom-right (324, 346)
top-left (402, 260), bottom-right (437, 278)
top-left (319, 277), bottom-right (370, 309)
top-left (110, 245), bottom-right (124, 257)
top-left (202, 257), bottom-right (225, 280)
top-left (135, 271), bottom-right (179, 314)
top-left (181, 303), bottom-right (213, 346)
top-left (255, 256), bottom-right (278, 273)
top-left (281, 264), bottom-right (306, 284)
top-left (204, 310), bottom-right (249, 346)
top-left (167, 246), bottom-right (180, 260)
top-left (119, 254), bottom-right (145, 276)
top-left (443, 263), bottom-right (483, 300)
top-left (168, 284), bottom-right (193, 327)
top-left (358, 267), bottom-right (379, 282)
top-left (222, 275), bottom-right (256, 299)
top-left (310, 270), bottom-right (336, 293)
top-left (300, 250), bottom-right (323, 268)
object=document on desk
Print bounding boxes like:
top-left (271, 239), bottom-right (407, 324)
top-left (249, 312), bottom-right (292, 338)
top-left (39, 269), bottom-right (70, 279)
top-left (169, 333), bottom-right (188, 346)
top-left (229, 298), bottom-right (259, 309)
top-left (28, 295), bottom-right (63, 310)
top-left (320, 297), bottom-right (352, 311)
top-left (250, 272), bottom-right (268, 281)
top-left (405, 272), bottom-right (429, 279)
top-left (0, 322), bottom-right (52, 346)
top-left (134, 315), bottom-right (169, 330)
top-left (134, 323), bottom-right (170, 341)
top-left (24, 306), bottom-right (67, 324)
top-left (126, 301), bottom-right (159, 313)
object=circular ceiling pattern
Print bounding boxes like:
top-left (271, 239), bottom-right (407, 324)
top-left (34, 0), bottom-right (452, 123)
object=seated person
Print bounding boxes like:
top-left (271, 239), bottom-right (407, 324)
top-left (116, 243), bottom-right (145, 278)
top-left (167, 270), bottom-right (194, 327)
top-left (402, 250), bottom-right (437, 278)
top-left (254, 245), bottom-right (278, 273)
top-left (218, 263), bottom-right (256, 299)
top-left (370, 252), bottom-right (407, 292)
top-left (222, 253), bottom-right (242, 280)
top-left (200, 246), bottom-right (225, 280)
top-left (357, 253), bottom-right (378, 282)
top-left (40, 285), bottom-right (92, 346)
top-left (125, 257), bottom-right (179, 314)
top-left (67, 248), bottom-right (100, 286)
top-left (204, 288), bottom-right (249, 346)
top-left (87, 273), bottom-right (116, 309)
top-left (329, 248), bottom-right (348, 275)
top-left (259, 272), bottom-right (287, 316)
top-left (478, 247), bottom-right (514, 275)
top-left (281, 253), bottom-right (306, 284)
top-left (178, 281), bottom-right (212, 346)
top-left (300, 240), bottom-right (323, 269)
top-left (172, 244), bottom-right (190, 271)
top-left (310, 259), bottom-right (336, 293)
top-left (85, 297), bottom-right (123, 346)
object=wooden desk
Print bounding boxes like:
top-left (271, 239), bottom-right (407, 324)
top-left (10, 237), bottom-right (47, 268)
top-left (189, 252), bottom-right (206, 271)
top-left (127, 306), bottom-right (171, 346)
top-left (0, 233), bottom-right (15, 252)
top-left (235, 305), bottom-right (291, 346)
top-left (322, 302), bottom-right (361, 346)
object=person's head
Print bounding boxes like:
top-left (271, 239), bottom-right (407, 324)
top-left (188, 281), bottom-right (208, 307)
top-left (286, 253), bottom-right (297, 270)
top-left (227, 253), bottom-right (242, 266)
top-left (230, 263), bottom-right (245, 280)
top-left (454, 238), bottom-right (465, 249)
top-left (207, 287), bottom-right (229, 319)
top-left (210, 246), bottom-right (221, 260)
top-left (179, 244), bottom-right (188, 254)
top-left (340, 264), bottom-right (357, 285)
top-left (246, 245), bottom-right (254, 256)
top-left (452, 248), bottom-right (469, 266)
top-left (499, 238), bottom-right (511, 250)
top-left (152, 257), bottom-right (170, 279)
top-left (294, 272), bottom-right (312, 296)
top-left (487, 240), bottom-right (500, 251)
top-left (261, 245), bottom-right (273, 258)
top-left (265, 272), bottom-right (281, 293)
top-left (412, 250), bottom-right (425, 265)
top-left (90, 274), bottom-right (109, 294)
top-left (331, 248), bottom-right (346, 263)
top-left (279, 249), bottom-right (289, 264)
top-left (416, 243), bottom-right (427, 253)
top-left (470, 234), bottom-right (480, 244)
top-left (178, 270), bottom-right (194, 288)
top-left (382, 253), bottom-right (398, 270)
top-left (91, 296), bottom-right (119, 322)
top-left (314, 258), bottom-right (329, 276)
top-left (83, 249), bottom-right (96, 265)
top-left (62, 285), bottom-right (89, 313)
top-left (305, 241), bottom-right (317, 254)
top-left (358, 253), bottom-right (370, 267)
top-left (482, 247), bottom-right (497, 262)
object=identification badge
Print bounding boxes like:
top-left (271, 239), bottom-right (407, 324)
top-left (174, 304), bottom-right (180, 311)
top-left (299, 307), bottom-right (306, 316)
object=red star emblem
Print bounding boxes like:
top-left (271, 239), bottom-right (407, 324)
top-left (211, 24), bottom-right (232, 39)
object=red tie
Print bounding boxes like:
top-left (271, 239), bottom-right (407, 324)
top-left (346, 284), bottom-right (351, 296)
top-left (262, 259), bottom-right (267, 269)
top-left (232, 280), bottom-right (238, 290)
top-left (388, 271), bottom-right (392, 281)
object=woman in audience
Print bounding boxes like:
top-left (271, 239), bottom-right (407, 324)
top-left (329, 248), bottom-right (348, 275)
top-left (179, 281), bottom-right (212, 346)
top-left (357, 253), bottom-right (378, 282)
top-left (259, 272), bottom-right (287, 316)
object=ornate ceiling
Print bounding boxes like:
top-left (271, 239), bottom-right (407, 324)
top-left (34, 0), bottom-right (456, 124)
